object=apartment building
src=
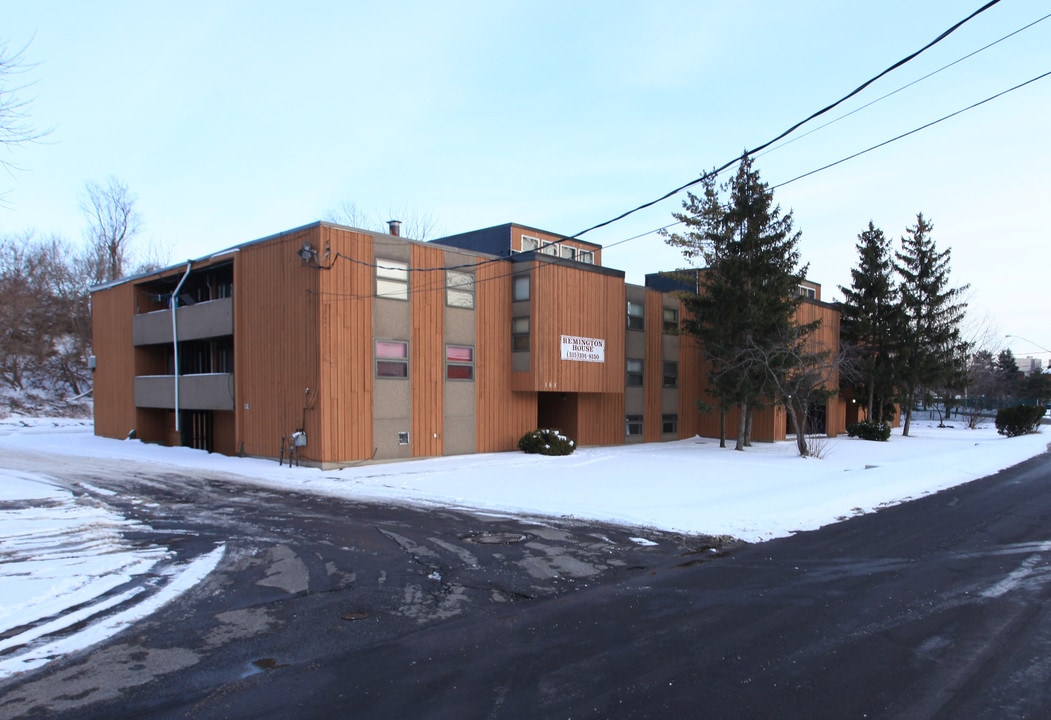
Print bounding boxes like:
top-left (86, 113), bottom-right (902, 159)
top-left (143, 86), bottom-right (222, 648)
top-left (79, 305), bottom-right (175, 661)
top-left (90, 221), bottom-right (843, 467)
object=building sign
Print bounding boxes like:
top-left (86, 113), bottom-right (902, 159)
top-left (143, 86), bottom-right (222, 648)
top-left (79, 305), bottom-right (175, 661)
top-left (561, 335), bottom-right (605, 363)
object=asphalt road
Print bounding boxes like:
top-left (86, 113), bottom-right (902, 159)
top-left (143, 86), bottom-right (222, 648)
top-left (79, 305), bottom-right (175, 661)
top-left (3, 451), bottom-right (1051, 719)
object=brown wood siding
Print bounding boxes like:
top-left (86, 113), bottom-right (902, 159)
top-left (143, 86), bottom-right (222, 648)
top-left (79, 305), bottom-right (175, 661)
top-left (530, 260), bottom-right (625, 393)
top-left (234, 226), bottom-right (323, 462)
top-left (678, 313), bottom-right (706, 439)
top-left (476, 259), bottom-right (537, 452)
top-left (410, 244), bottom-right (445, 457)
top-left (797, 300), bottom-right (844, 436)
top-left (643, 288), bottom-right (663, 442)
top-left (576, 392), bottom-right (624, 446)
top-left (91, 283), bottom-right (138, 439)
top-left (316, 225), bottom-right (375, 461)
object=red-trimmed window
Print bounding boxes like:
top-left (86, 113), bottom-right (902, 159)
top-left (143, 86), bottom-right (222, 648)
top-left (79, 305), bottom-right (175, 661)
top-left (446, 345), bottom-right (474, 380)
top-left (376, 340), bottom-right (408, 378)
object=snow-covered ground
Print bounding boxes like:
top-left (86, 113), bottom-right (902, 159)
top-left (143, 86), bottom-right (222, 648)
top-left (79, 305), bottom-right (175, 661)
top-left (0, 415), bottom-right (1046, 680)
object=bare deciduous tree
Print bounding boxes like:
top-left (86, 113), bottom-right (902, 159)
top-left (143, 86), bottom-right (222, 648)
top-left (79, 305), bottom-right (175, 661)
top-left (325, 201), bottom-right (439, 240)
top-left (81, 176), bottom-right (143, 284)
top-left (0, 232), bottom-right (90, 398)
top-left (0, 39), bottom-right (48, 168)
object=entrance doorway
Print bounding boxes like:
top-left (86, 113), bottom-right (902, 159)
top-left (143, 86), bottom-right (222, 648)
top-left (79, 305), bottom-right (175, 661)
top-left (537, 392), bottom-right (579, 442)
top-left (181, 410), bottom-right (214, 452)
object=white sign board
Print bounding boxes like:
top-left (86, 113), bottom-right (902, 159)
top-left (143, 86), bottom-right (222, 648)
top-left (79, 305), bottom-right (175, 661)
top-left (561, 335), bottom-right (605, 363)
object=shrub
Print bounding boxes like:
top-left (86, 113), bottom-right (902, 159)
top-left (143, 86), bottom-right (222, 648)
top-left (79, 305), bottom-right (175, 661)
top-left (518, 428), bottom-right (576, 456)
top-left (995, 405), bottom-right (1046, 438)
top-left (846, 420), bottom-right (891, 442)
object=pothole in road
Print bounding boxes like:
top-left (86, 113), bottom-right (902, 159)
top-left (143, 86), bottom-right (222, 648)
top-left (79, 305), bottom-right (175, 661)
top-left (341, 612), bottom-right (369, 621)
top-left (244, 657), bottom-right (288, 676)
top-left (463, 532), bottom-right (529, 545)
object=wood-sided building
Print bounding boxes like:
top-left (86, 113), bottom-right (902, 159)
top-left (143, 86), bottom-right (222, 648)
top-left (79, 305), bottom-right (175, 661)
top-left (90, 220), bottom-right (845, 467)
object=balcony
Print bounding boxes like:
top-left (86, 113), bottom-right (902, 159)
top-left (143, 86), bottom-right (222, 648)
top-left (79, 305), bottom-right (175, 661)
top-left (133, 297), bottom-right (233, 346)
top-left (135, 373), bottom-right (235, 411)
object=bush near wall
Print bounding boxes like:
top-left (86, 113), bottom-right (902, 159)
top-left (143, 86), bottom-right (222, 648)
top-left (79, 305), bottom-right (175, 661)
top-left (995, 405), bottom-right (1046, 438)
top-left (846, 420), bottom-right (892, 442)
top-left (518, 428), bottom-right (576, 456)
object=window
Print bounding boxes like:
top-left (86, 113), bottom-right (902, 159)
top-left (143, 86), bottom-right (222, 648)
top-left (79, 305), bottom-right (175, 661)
top-left (376, 259), bottom-right (408, 300)
top-left (626, 358), bottom-right (644, 387)
top-left (521, 235), bottom-right (540, 252)
top-left (561, 245), bottom-right (576, 260)
top-left (578, 250), bottom-right (594, 264)
top-left (662, 414), bottom-right (678, 435)
top-left (626, 415), bottom-right (644, 436)
top-left (662, 361), bottom-right (678, 388)
top-left (627, 301), bottom-right (644, 330)
top-left (663, 307), bottom-right (679, 333)
top-left (446, 345), bottom-right (475, 380)
top-left (797, 285), bottom-right (817, 299)
top-left (512, 317), bottom-right (530, 351)
top-left (447, 270), bottom-right (474, 308)
top-left (398, 432), bottom-right (410, 445)
top-left (376, 340), bottom-right (408, 377)
top-left (513, 275), bottom-right (530, 302)
top-left (540, 241), bottom-right (559, 256)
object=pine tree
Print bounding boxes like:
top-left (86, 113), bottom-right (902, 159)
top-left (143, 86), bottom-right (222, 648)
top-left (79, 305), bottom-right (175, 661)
top-left (894, 213), bottom-right (970, 436)
top-left (664, 156), bottom-right (817, 451)
top-left (838, 222), bottom-right (903, 424)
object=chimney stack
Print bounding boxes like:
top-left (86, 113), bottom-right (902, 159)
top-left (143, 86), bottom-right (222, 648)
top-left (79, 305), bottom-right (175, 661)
top-left (387, 220), bottom-right (402, 237)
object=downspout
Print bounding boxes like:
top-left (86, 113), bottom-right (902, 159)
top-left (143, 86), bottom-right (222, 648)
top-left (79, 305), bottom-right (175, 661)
top-left (171, 261), bottom-right (193, 434)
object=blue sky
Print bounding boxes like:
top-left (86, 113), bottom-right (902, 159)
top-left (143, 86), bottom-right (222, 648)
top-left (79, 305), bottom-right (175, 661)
top-left (4, 1), bottom-right (1050, 360)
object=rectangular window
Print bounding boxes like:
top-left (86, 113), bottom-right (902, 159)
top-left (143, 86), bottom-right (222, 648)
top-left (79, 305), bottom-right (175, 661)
top-left (540, 241), bottom-right (559, 256)
top-left (663, 307), bottom-right (679, 333)
top-left (513, 275), bottom-right (530, 302)
top-left (560, 245), bottom-right (576, 260)
top-left (446, 345), bottom-right (475, 380)
top-left (626, 415), bottom-right (644, 436)
top-left (447, 270), bottom-right (474, 308)
top-left (521, 235), bottom-right (540, 252)
top-left (626, 358), bottom-right (644, 387)
top-left (376, 259), bottom-right (408, 300)
top-left (627, 301), bottom-right (644, 330)
top-left (512, 317), bottom-right (530, 352)
top-left (662, 413), bottom-right (678, 435)
top-left (578, 250), bottom-right (594, 264)
top-left (662, 361), bottom-right (678, 388)
top-left (797, 285), bottom-right (817, 299)
top-left (398, 431), bottom-right (410, 445)
top-left (376, 340), bottom-right (408, 378)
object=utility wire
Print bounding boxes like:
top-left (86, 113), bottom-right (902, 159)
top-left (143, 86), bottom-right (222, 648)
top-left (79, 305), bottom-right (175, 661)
top-left (563, 0), bottom-right (1002, 242)
top-left (757, 10), bottom-right (1051, 160)
top-left (605, 67), bottom-right (1051, 254)
top-left (772, 69), bottom-right (1051, 190)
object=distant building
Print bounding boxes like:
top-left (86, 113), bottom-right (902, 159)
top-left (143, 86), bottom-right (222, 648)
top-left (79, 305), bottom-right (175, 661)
top-left (1019, 356), bottom-right (1045, 375)
top-left (90, 221), bottom-right (844, 467)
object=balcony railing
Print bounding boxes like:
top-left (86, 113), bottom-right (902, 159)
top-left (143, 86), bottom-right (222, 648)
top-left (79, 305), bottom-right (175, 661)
top-left (134, 373), bottom-right (235, 411)
top-left (133, 297), bottom-right (233, 346)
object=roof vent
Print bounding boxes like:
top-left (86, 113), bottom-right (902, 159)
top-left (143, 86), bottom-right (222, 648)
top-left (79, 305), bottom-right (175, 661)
top-left (387, 220), bottom-right (402, 237)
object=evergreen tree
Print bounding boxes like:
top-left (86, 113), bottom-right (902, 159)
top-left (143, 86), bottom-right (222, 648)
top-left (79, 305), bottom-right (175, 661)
top-left (995, 348), bottom-right (1022, 399)
top-left (664, 156), bottom-right (817, 451)
top-left (838, 222), bottom-right (903, 424)
top-left (894, 213), bottom-right (970, 436)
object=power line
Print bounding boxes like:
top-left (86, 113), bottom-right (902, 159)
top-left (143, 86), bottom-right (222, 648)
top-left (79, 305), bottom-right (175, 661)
top-left (756, 10), bottom-right (1051, 160)
top-left (563, 0), bottom-right (1002, 242)
top-left (772, 69), bottom-right (1051, 190)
